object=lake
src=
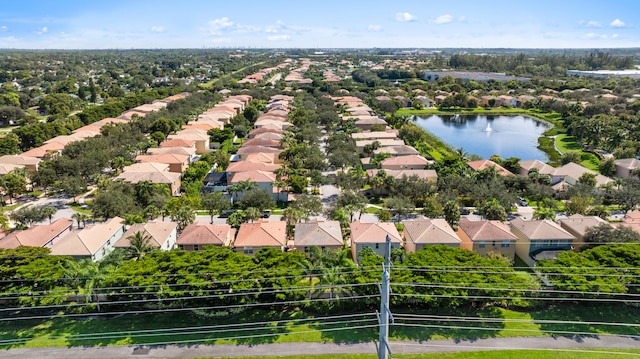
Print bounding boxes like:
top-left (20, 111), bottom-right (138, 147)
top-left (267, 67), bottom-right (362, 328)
top-left (413, 114), bottom-right (550, 161)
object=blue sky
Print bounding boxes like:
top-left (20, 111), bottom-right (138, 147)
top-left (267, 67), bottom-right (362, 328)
top-left (0, 0), bottom-right (638, 49)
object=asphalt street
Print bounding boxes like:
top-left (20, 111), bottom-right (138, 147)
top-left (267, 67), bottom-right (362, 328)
top-left (1, 336), bottom-right (639, 358)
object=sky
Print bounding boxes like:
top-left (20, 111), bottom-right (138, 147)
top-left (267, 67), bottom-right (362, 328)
top-left (0, 0), bottom-right (638, 49)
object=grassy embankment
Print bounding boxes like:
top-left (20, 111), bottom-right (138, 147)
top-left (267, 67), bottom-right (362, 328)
top-left (2, 303), bottom-right (639, 349)
top-left (397, 108), bottom-right (599, 170)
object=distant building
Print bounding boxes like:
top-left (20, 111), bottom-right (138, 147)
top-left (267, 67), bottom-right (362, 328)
top-left (424, 71), bottom-right (530, 83)
top-left (566, 70), bottom-right (640, 79)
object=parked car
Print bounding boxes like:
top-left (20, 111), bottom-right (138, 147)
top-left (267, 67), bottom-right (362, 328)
top-left (460, 207), bottom-right (471, 215)
top-left (261, 210), bottom-right (271, 218)
top-left (219, 210), bottom-right (236, 218)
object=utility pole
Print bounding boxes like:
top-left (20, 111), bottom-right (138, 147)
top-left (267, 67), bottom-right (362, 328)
top-left (378, 234), bottom-right (392, 359)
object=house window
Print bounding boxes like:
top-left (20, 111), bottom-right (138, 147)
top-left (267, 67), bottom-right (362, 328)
top-left (179, 245), bottom-right (184, 250)
top-left (244, 247), bottom-right (254, 255)
top-left (478, 241), bottom-right (486, 248)
top-left (304, 247), bottom-right (310, 253)
top-left (501, 241), bottom-right (511, 248)
top-left (193, 245), bottom-right (199, 251)
top-left (375, 243), bottom-right (379, 249)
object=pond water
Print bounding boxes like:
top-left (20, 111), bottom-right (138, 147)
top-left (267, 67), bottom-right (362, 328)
top-left (413, 114), bottom-right (550, 161)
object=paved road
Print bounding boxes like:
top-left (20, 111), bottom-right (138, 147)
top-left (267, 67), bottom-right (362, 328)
top-left (2, 336), bottom-right (639, 358)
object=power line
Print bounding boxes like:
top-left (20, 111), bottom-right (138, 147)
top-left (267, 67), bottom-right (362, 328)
top-left (0, 294), bottom-right (380, 322)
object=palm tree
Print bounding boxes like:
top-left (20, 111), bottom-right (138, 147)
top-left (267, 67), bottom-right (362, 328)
top-left (143, 205), bottom-right (161, 221)
top-left (315, 266), bottom-right (350, 300)
top-left (62, 258), bottom-right (103, 309)
top-left (126, 231), bottom-right (155, 261)
top-left (282, 207), bottom-right (306, 238)
top-left (244, 207), bottom-right (262, 223)
top-left (42, 205), bottom-right (57, 224)
top-left (72, 212), bottom-right (89, 229)
top-left (111, 156), bottom-right (126, 174)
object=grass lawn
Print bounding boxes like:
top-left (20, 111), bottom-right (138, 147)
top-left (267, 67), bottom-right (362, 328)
top-left (69, 202), bottom-right (92, 215)
top-left (3, 304), bottom-right (640, 349)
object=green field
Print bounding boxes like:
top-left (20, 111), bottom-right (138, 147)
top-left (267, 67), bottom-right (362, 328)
top-left (2, 304), bottom-right (640, 349)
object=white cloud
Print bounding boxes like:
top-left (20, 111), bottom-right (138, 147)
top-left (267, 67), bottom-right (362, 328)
top-left (36, 26), bottom-right (48, 35)
top-left (0, 26), bottom-right (6, 32)
top-left (433, 14), bottom-right (453, 24)
top-left (368, 25), bottom-right (382, 31)
top-left (395, 12), bottom-right (416, 22)
top-left (584, 32), bottom-right (598, 39)
top-left (612, 33), bottom-right (619, 39)
top-left (207, 17), bottom-right (234, 35)
top-left (267, 34), bottom-right (290, 41)
top-left (586, 20), bottom-right (602, 28)
top-left (151, 26), bottom-right (165, 33)
top-left (610, 19), bottom-right (626, 28)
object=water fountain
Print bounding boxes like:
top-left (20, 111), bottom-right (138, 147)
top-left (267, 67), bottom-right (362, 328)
top-left (483, 122), bottom-right (493, 132)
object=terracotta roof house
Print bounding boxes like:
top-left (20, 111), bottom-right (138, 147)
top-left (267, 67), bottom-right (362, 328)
top-left (551, 162), bottom-right (613, 187)
top-left (294, 221), bottom-right (344, 252)
top-left (241, 138), bottom-right (282, 148)
top-left (234, 221), bottom-right (287, 255)
top-left (168, 129), bottom-right (210, 154)
top-left (229, 170), bottom-right (276, 197)
top-left (621, 210), bottom-right (640, 235)
top-left (0, 218), bottom-right (73, 249)
top-left (457, 218), bottom-right (518, 260)
top-left (352, 117), bottom-right (388, 131)
top-left (467, 160), bottom-right (513, 176)
top-left (198, 112), bottom-right (233, 123)
top-left (136, 153), bottom-right (189, 173)
top-left (114, 222), bottom-right (178, 251)
top-left (183, 121), bottom-right (223, 131)
top-left (50, 217), bottom-right (125, 261)
top-left (350, 221), bottom-right (402, 264)
top-left (381, 155), bottom-right (431, 170)
top-left (243, 152), bottom-right (280, 164)
top-left (510, 217), bottom-right (575, 267)
top-left (248, 128), bottom-right (285, 138)
top-left (116, 162), bottom-right (181, 195)
top-left (0, 163), bottom-right (24, 175)
top-left (159, 138), bottom-right (197, 149)
top-left (236, 145), bottom-right (282, 160)
top-left (518, 160), bottom-right (557, 177)
top-left (176, 222), bottom-right (234, 251)
top-left (253, 119), bottom-right (292, 131)
top-left (614, 158), bottom-right (640, 178)
top-left (351, 131), bottom-right (399, 141)
top-left (402, 218), bottom-right (461, 253)
top-left (559, 214), bottom-right (610, 249)
top-left (0, 155), bottom-right (40, 171)
top-left (356, 139), bottom-right (406, 152)
top-left (252, 132), bottom-right (284, 141)
top-left (147, 146), bottom-right (197, 163)
top-left (21, 141), bottom-right (66, 159)
top-left (373, 145), bottom-right (420, 157)
top-left (226, 161), bottom-right (281, 174)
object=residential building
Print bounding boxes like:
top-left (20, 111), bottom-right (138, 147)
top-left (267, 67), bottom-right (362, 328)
top-left (0, 218), bottom-right (73, 249)
top-left (0, 155), bottom-right (41, 171)
top-left (402, 218), bottom-right (461, 253)
top-left (176, 222), bottom-right (235, 251)
top-left (294, 221), bottom-right (344, 253)
top-left (50, 217), bottom-right (126, 261)
top-left (559, 214), bottom-right (610, 250)
top-left (380, 155), bottom-right (431, 170)
top-left (114, 222), bottom-right (178, 251)
top-left (350, 221), bottom-right (402, 264)
top-left (457, 218), bottom-right (518, 260)
top-left (116, 162), bottom-right (181, 195)
top-left (234, 221), bottom-right (288, 255)
top-left (510, 217), bottom-right (575, 267)
top-left (614, 158), bottom-right (640, 178)
top-left (551, 162), bottom-right (613, 187)
top-left (467, 160), bottom-right (513, 176)
top-left (135, 153), bottom-right (189, 173)
top-left (518, 160), bottom-right (556, 177)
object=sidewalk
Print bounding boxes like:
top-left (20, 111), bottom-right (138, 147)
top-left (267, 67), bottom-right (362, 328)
top-left (2, 336), bottom-right (639, 358)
